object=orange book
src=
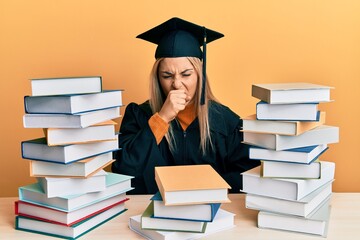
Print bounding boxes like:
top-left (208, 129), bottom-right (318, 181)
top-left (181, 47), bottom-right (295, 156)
top-left (155, 165), bottom-right (231, 206)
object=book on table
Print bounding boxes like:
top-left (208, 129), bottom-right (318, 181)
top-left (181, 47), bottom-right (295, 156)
top-left (37, 170), bottom-right (107, 198)
top-left (15, 194), bottom-right (128, 226)
top-left (29, 152), bottom-right (114, 178)
top-left (251, 82), bottom-right (333, 104)
top-left (249, 144), bottom-right (328, 164)
top-left (257, 199), bottom-right (331, 237)
top-left (30, 76), bottom-right (102, 96)
top-left (243, 125), bottom-right (339, 151)
top-left (18, 172), bottom-right (133, 212)
top-left (141, 201), bottom-right (207, 233)
top-left (21, 137), bottom-right (119, 164)
top-left (23, 106), bottom-right (121, 128)
top-left (261, 160), bottom-right (322, 179)
top-left (242, 112), bottom-right (325, 136)
top-left (155, 165), bottom-right (231, 206)
top-left (241, 161), bottom-right (335, 201)
top-left (15, 200), bottom-right (127, 239)
top-left (245, 181), bottom-right (332, 217)
top-left (151, 192), bottom-right (221, 222)
top-left (256, 101), bottom-right (320, 121)
top-left (44, 120), bottom-right (117, 146)
top-left (129, 209), bottom-right (235, 240)
top-left (24, 90), bottom-right (123, 114)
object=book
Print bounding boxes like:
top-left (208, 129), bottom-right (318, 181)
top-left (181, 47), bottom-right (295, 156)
top-left (30, 76), bottom-right (102, 96)
top-left (243, 125), bottom-right (339, 151)
top-left (37, 170), bottom-right (107, 198)
top-left (23, 106), bottom-right (121, 128)
top-left (151, 192), bottom-right (221, 222)
top-left (44, 120), bottom-right (117, 146)
top-left (141, 201), bottom-right (207, 233)
top-left (252, 83), bottom-right (332, 104)
top-left (15, 194), bottom-right (128, 226)
top-left (245, 181), bottom-right (332, 217)
top-left (242, 112), bottom-right (325, 136)
top-left (241, 161), bottom-right (335, 201)
top-left (257, 199), bottom-right (331, 237)
top-left (29, 152), bottom-right (114, 178)
top-left (155, 165), bottom-right (231, 206)
top-left (15, 201), bottom-right (127, 239)
top-left (19, 172), bottom-right (133, 212)
top-left (24, 90), bottom-right (123, 114)
top-left (21, 137), bottom-right (119, 164)
top-left (261, 160), bottom-right (322, 179)
top-left (129, 209), bottom-right (235, 240)
top-left (249, 144), bottom-right (328, 164)
top-left (256, 101), bottom-right (319, 121)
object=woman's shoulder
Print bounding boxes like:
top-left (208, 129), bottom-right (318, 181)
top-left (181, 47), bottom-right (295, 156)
top-left (125, 101), bottom-right (153, 117)
top-left (209, 101), bottom-right (241, 135)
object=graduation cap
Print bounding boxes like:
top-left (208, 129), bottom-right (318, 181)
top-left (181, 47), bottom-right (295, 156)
top-left (136, 17), bottom-right (224, 105)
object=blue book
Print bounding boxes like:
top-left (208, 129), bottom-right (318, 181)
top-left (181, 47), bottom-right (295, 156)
top-left (151, 192), bottom-right (221, 222)
top-left (249, 144), bottom-right (329, 164)
top-left (18, 172), bottom-right (133, 212)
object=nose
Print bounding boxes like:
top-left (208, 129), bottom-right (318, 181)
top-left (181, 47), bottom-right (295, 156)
top-left (172, 78), bottom-right (183, 89)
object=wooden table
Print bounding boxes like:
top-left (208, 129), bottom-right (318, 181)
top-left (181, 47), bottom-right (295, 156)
top-left (1, 193), bottom-right (359, 239)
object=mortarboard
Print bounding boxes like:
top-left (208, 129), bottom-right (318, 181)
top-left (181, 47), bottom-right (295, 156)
top-left (136, 17), bottom-right (224, 105)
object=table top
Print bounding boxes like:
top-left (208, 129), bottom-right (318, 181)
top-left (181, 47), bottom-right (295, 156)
top-left (1, 193), bottom-right (359, 239)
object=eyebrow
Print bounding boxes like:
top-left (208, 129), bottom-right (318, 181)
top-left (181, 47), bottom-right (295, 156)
top-left (160, 68), bottom-right (194, 75)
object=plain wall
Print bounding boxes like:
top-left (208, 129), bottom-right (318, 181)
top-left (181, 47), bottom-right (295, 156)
top-left (1, 0), bottom-right (359, 197)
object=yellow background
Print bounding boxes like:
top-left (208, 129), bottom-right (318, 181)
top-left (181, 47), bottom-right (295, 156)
top-left (0, 0), bottom-right (359, 197)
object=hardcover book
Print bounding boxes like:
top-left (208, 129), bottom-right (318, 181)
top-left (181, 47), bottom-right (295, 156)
top-left (261, 160), bottom-right (322, 179)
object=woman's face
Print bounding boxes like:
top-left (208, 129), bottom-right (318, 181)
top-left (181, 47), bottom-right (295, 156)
top-left (158, 57), bottom-right (198, 103)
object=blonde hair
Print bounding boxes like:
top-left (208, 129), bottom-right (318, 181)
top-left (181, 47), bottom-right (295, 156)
top-left (149, 57), bottom-right (218, 155)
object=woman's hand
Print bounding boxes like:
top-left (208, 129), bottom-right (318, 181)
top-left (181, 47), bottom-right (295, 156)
top-left (158, 89), bottom-right (191, 123)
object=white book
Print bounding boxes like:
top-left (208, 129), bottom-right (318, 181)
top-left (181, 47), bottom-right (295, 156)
top-left (258, 199), bottom-right (331, 237)
top-left (25, 90), bottom-right (123, 114)
top-left (241, 161), bottom-right (335, 201)
top-left (129, 209), bottom-right (235, 240)
top-left (45, 120), bottom-right (117, 146)
top-left (141, 202), bottom-right (206, 233)
top-left (261, 160), bottom-right (322, 179)
top-left (23, 107), bottom-right (121, 128)
top-left (246, 181), bottom-right (332, 217)
top-left (252, 83), bottom-right (333, 104)
top-left (22, 136), bottom-right (118, 164)
top-left (37, 170), bottom-right (107, 198)
top-left (30, 152), bottom-right (114, 178)
top-left (256, 102), bottom-right (319, 121)
top-left (242, 112), bottom-right (325, 136)
top-left (18, 172), bottom-right (133, 212)
top-left (30, 76), bottom-right (102, 96)
top-left (243, 125), bottom-right (339, 151)
top-left (15, 202), bottom-right (126, 239)
top-left (16, 193), bottom-right (128, 226)
top-left (249, 144), bottom-right (328, 164)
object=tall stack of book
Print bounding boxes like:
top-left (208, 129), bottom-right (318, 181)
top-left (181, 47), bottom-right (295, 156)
top-left (129, 165), bottom-right (236, 240)
top-left (241, 82), bottom-right (339, 237)
top-left (15, 76), bottom-right (134, 239)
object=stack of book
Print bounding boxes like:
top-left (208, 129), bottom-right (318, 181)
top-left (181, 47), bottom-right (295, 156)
top-left (241, 82), bottom-right (339, 237)
top-left (129, 165), bottom-right (236, 240)
top-left (15, 76), bottom-right (134, 239)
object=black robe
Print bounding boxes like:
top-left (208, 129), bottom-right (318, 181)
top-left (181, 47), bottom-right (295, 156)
top-left (112, 100), bottom-right (260, 194)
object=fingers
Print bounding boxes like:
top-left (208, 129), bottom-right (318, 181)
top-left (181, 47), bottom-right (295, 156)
top-left (158, 90), bottom-right (190, 123)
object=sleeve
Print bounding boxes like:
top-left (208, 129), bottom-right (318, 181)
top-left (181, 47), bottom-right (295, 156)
top-left (148, 113), bottom-right (169, 145)
top-left (111, 103), bottom-right (170, 194)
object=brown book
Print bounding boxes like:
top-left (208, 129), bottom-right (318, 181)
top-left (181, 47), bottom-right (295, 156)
top-left (242, 112), bottom-right (326, 136)
top-left (155, 165), bottom-right (231, 206)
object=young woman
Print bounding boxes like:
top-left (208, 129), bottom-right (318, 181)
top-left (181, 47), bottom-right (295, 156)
top-left (112, 17), bottom-right (259, 194)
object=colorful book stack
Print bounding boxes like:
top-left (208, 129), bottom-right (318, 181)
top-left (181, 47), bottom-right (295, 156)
top-left (129, 165), bottom-right (236, 240)
top-left (240, 82), bottom-right (339, 237)
top-left (16, 76), bottom-right (134, 239)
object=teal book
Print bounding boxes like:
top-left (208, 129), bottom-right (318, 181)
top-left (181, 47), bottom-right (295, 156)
top-left (15, 202), bottom-right (127, 239)
top-left (18, 172), bottom-right (133, 212)
top-left (151, 192), bottom-right (221, 222)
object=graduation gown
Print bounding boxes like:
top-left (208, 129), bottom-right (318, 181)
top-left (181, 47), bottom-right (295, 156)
top-left (112, 100), bottom-right (260, 194)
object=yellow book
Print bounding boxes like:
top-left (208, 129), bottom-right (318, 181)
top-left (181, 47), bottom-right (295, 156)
top-left (155, 165), bottom-right (231, 206)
